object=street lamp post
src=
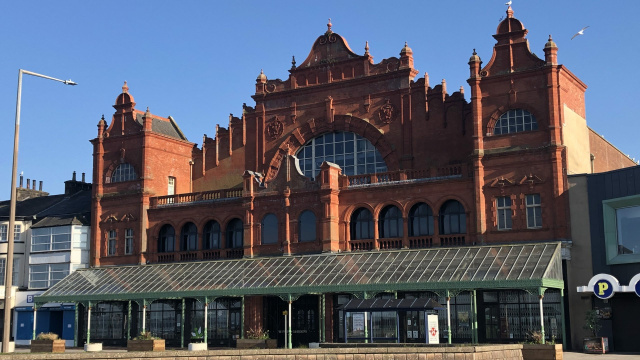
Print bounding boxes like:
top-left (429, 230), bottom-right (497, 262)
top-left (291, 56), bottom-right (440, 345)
top-left (2, 69), bottom-right (76, 353)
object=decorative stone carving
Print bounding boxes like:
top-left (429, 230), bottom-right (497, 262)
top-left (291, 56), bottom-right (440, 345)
top-left (266, 117), bottom-right (284, 140)
top-left (378, 99), bottom-right (396, 124)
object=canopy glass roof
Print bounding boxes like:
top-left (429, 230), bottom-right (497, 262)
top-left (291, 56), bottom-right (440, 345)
top-left (37, 242), bottom-right (563, 303)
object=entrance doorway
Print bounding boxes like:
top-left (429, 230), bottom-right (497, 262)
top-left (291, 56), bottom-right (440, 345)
top-left (264, 295), bottom-right (319, 347)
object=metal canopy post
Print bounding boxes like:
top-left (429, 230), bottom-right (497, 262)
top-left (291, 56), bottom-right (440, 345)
top-left (73, 304), bottom-right (78, 346)
top-left (86, 301), bottom-right (92, 344)
top-left (203, 297), bottom-right (208, 345)
top-left (424, 311), bottom-right (428, 344)
top-left (240, 296), bottom-right (245, 339)
top-left (181, 298), bottom-right (185, 348)
top-left (32, 304), bottom-right (38, 340)
top-left (287, 299), bottom-right (293, 349)
top-left (560, 289), bottom-right (566, 350)
top-left (127, 301), bottom-right (131, 340)
top-left (320, 294), bottom-right (325, 343)
top-left (396, 311), bottom-right (400, 344)
top-left (369, 311), bottom-right (373, 343)
top-left (471, 290), bottom-right (478, 344)
top-left (539, 288), bottom-right (545, 344)
top-left (344, 311), bottom-right (348, 343)
top-left (142, 299), bottom-right (147, 333)
top-left (446, 290), bottom-right (452, 344)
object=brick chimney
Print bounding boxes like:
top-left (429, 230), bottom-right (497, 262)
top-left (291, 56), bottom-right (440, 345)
top-left (64, 171), bottom-right (92, 195)
top-left (16, 174), bottom-right (49, 201)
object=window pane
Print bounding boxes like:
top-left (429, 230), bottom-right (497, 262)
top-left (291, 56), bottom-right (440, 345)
top-left (261, 214), bottom-right (278, 244)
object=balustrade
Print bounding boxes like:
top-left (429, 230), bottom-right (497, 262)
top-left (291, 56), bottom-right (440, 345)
top-left (378, 238), bottom-right (402, 250)
top-left (409, 236), bottom-right (434, 249)
top-left (349, 239), bottom-right (374, 251)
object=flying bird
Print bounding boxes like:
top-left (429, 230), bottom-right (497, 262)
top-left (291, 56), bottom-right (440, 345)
top-left (505, 1), bottom-right (512, 6)
top-left (571, 26), bottom-right (590, 40)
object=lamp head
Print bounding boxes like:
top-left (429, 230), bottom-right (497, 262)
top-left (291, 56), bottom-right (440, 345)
top-left (64, 79), bottom-right (78, 86)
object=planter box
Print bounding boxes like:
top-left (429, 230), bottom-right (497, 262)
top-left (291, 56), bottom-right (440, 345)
top-left (84, 343), bottom-right (103, 352)
top-left (127, 339), bottom-right (165, 352)
top-left (584, 337), bottom-right (609, 354)
top-left (522, 344), bottom-right (563, 360)
top-left (31, 339), bottom-right (65, 353)
top-left (236, 338), bottom-right (269, 349)
top-left (188, 342), bottom-right (207, 351)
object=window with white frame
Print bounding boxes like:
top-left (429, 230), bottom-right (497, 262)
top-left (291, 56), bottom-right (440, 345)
top-left (125, 228), bottom-right (134, 255)
top-left (168, 177), bottom-right (176, 195)
top-left (0, 225), bottom-right (6, 241)
top-left (496, 197), bottom-right (512, 230)
top-left (29, 263), bottom-right (69, 289)
top-left (493, 109), bottom-right (538, 135)
top-left (108, 230), bottom-right (117, 256)
top-left (526, 194), bottom-right (542, 229)
top-left (110, 163), bottom-right (137, 183)
top-left (14, 224), bottom-right (21, 241)
top-left (31, 226), bottom-right (72, 252)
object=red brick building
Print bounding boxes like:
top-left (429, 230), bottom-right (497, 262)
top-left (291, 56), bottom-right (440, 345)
top-left (44, 7), bottom-right (636, 349)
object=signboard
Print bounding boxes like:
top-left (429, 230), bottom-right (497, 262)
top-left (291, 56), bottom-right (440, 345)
top-left (352, 313), bottom-right (365, 337)
top-left (427, 314), bottom-right (439, 344)
top-left (577, 273), bottom-right (640, 298)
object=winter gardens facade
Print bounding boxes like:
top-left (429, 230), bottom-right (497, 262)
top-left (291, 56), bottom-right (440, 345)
top-left (38, 8), bottom-right (635, 349)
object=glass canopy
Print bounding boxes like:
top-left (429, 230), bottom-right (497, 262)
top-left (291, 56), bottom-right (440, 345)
top-left (37, 242), bottom-right (563, 303)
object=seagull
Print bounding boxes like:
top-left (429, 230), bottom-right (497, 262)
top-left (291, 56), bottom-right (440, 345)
top-left (571, 26), bottom-right (589, 40)
top-left (505, 1), bottom-right (512, 5)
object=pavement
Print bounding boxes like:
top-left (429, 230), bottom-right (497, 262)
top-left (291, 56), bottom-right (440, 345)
top-left (563, 351), bottom-right (640, 359)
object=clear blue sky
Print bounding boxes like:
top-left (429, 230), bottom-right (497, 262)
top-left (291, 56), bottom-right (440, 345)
top-left (1, 1), bottom-right (638, 199)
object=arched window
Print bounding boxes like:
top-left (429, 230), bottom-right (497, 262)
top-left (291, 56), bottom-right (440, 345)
top-left (298, 210), bottom-right (317, 242)
top-left (409, 203), bottom-right (434, 236)
top-left (493, 109), bottom-right (538, 135)
top-left (203, 221), bottom-right (221, 249)
top-left (180, 222), bottom-right (198, 251)
top-left (295, 132), bottom-right (387, 179)
top-left (111, 163), bottom-right (137, 183)
top-left (350, 208), bottom-right (374, 240)
top-left (439, 200), bottom-right (466, 235)
top-left (158, 224), bottom-right (175, 253)
top-left (261, 214), bottom-right (278, 245)
top-left (379, 205), bottom-right (403, 238)
top-left (226, 219), bottom-right (243, 249)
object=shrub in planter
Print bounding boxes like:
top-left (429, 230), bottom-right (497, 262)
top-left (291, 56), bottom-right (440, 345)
top-left (236, 326), bottom-right (273, 349)
top-left (188, 327), bottom-right (207, 351)
top-left (31, 332), bottom-right (65, 353)
top-left (127, 331), bottom-right (165, 352)
top-left (583, 310), bottom-right (608, 353)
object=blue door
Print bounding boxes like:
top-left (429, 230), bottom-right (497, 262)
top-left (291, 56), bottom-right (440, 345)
top-left (16, 311), bottom-right (33, 340)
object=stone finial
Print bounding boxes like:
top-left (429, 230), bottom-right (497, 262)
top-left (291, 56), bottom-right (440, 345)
top-left (327, 18), bottom-right (332, 33)
top-left (291, 55), bottom-right (296, 70)
top-left (507, 6), bottom-right (514, 18)
top-left (122, 81), bottom-right (129, 93)
top-left (365, 41), bottom-right (369, 55)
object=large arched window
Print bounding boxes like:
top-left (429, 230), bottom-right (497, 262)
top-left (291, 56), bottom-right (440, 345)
top-left (379, 205), bottom-right (403, 238)
top-left (203, 220), bottom-right (221, 249)
top-left (180, 222), bottom-right (198, 251)
top-left (226, 219), bottom-right (243, 249)
top-left (298, 210), bottom-right (317, 242)
top-left (261, 214), bottom-right (278, 245)
top-left (350, 208), bottom-right (374, 240)
top-left (409, 203), bottom-right (434, 236)
top-left (493, 109), bottom-right (538, 135)
top-left (158, 224), bottom-right (175, 253)
top-left (111, 163), bottom-right (137, 183)
top-left (439, 200), bottom-right (466, 235)
top-left (296, 132), bottom-right (387, 179)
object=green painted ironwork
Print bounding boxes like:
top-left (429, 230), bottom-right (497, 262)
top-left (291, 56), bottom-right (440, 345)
top-left (181, 298), bottom-right (185, 348)
top-left (321, 294), bottom-right (326, 343)
top-left (446, 290), bottom-right (452, 345)
top-left (74, 304), bottom-right (78, 347)
top-left (471, 290), bottom-right (478, 344)
top-left (127, 300), bottom-right (131, 340)
top-left (35, 243), bottom-right (564, 304)
top-left (204, 296), bottom-right (208, 345)
top-left (240, 296), bottom-right (245, 339)
top-left (87, 300), bottom-right (92, 344)
top-left (560, 288), bottom-right (566, 350)
top-left (32, 304), bottom-right (37, 341)
top-left (287, 296), bottom-right (293, 349)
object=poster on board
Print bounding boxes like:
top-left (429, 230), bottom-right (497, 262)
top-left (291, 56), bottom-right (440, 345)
top-left (427, 314), bottom-right (439, 344)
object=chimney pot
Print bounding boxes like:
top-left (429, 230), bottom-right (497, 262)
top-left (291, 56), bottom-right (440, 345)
top-left (19, 175), bottom-right (23, 188)
top-left (72, 171), bottom-right (76, 181)
top-left (33, 179), bottom-right (36, 190)
top-left (82, 173), bottom-right (86, 182)
top-left (39, 181), bottom-right (43, 191)
top-left (27, 179), bottom-right (30, 189)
